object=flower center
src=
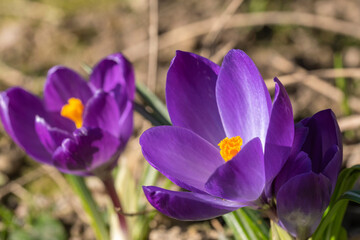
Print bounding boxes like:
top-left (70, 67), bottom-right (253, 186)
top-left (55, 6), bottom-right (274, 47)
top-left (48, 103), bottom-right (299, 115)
top-left (218, 136), bottom-right (243, 162)
top-left (60, 98), bottom-right (84, 128)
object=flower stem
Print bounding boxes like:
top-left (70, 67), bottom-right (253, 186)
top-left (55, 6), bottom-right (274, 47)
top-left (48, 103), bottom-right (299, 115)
top-left (102, 176), bottom-right (129, 239)
top-left (65, 175), bottom-right (109, 240)
top-left (270, 220), bottom-right (294, 240)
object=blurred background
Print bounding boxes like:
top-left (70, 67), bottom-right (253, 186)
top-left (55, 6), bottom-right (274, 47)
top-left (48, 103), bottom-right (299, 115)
top-left (0, 0), bottom-right (360, 239)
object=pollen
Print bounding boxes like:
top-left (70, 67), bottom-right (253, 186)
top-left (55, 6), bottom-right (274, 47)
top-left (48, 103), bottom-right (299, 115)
top-left (218, 136), bottom-right (243, 162)
top-left (60, 98), bottom-right (84, 128)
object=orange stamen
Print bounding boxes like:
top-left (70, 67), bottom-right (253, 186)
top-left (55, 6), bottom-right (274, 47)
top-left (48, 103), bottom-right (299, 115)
top-left (218, 136), bottom-right (243, 162)
top-left (60, 98), bottom-right (84, 128)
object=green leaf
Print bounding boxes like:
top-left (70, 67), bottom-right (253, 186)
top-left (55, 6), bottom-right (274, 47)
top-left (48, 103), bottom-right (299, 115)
top-left (81, 63), bottom-right (93, 75)
top-left (338, 226), bottom-right (348, 240)
top-left (340, 190), bottom-right (360, 204)
top-left (310, 165), bottom-right (360, 240)
top-left (313, 200), bottom-right (344, 240)
top-left (0, 205), bottom-right (15, 239)
top-left (134, 102), bottom-right (163, 126)
top-left (9, 230), bottom-right (32, 240)
top-left (322, 166), bottom-right (360, 239)
top-left (139, 163), bottom-right (160, 192)
top-left (270, 221), bottom-right (293, 240)
top-left (329, 165), bottom-right (360, 208)
top-left (243, 208), bottom-right (269, 238)
top-left (0, 205), bottom-right (15, 228)
top-left (30, 214), bottom-right (67, 240)
top-left (135, 82), bottom-right (171, 125)
top-left (313, 189), bottom-right (360, 240)
top-left (223, 211), bottom-right (249, 240)
top-left (334, 53), bottom-right (351, 115)
top-left (223, 208), bottom-right (270, 240)
top-left (9, 214), bottom-right (66, 240)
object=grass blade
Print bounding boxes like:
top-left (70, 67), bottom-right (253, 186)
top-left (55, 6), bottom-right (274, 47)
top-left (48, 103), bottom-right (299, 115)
top-left (223, 208), bottom-right (270, 240)
top-left (135, 82), bottom-right (171, 125)
top-left (65, 175), bottom-right (109, 240)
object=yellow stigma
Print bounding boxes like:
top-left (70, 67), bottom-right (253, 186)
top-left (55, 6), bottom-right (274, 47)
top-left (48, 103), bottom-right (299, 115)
top-left (218, 136), bottom-right (243, 162)
top-left (60, 98), bottom-right (84, 128)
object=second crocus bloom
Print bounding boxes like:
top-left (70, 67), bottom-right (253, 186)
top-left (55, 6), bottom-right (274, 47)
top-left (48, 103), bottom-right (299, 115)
top-left (141, 49), bottom-right (295, 220)
top-left (0, 53), bottom-right (135, 178)
top-left (274, 109), bottom-right (342, 239)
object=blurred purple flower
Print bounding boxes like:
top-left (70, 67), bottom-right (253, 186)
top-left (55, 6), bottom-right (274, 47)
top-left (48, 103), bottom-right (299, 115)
top-left (140, 49), bottom-right (295, 220)
top-left (0, 53), bottom-right (134, 177)
top-left (274, 109), bottom-right (342, 239)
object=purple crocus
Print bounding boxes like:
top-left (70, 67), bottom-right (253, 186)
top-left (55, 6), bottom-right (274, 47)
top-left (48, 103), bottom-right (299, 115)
top-left (0, 53), bottom-right (134, 178)
top-left (274, 109), bottom-right (342, 239)
top-left (140, 49), bottom-right (295, 220)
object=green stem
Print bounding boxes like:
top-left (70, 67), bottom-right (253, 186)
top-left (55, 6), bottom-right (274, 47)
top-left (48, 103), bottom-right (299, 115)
top-left (102, 176), bottom-right (129, 239)
top-left (270, 220), bottom-right (294, 240)
top-left (65, 175), bottom-right (109, 240)
top-left (334, 52), bottom-right (351, 116)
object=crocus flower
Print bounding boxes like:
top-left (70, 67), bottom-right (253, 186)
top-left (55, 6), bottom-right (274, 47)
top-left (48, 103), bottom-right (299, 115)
top-left (274, 109), bottom-right (342, 239)
top-left (140, 49), bottom-right (295, 220)
top-left (0, 53), bottom-right (134, 178)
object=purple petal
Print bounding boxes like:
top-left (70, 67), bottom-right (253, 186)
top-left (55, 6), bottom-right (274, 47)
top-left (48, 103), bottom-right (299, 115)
top-left (117, 100), bottom-right (133, 144)
top-left (0, 88), bottom-right (52, 164)
top-left (216, 50), bottom-right (271, 145)
top-left (90, 53), bottom-right (135, 100)
top-left (52, 127), bottom-right (121, 176)
top-left (277, 172), bottom-right (331, 239)
top-left (166, 51), bottom-right (226, 146)
top-left (273, 151), bottom-right (312, 194)
top-left (35, 116), bottom-right (72, 154)
top-left (289, 125), bottom-right (309, 159)
top-left (140, 126), bottom-right (224, 193)
top-left (205, 138), bottom-right (265, 202)
top-left (83, 91), bottom-right (122, 139)
top-left (264, 78), bottom-right (294, 182)
top-left (143, 186), bottom-right (243, 221)
top-left (46, 111), bottom-right (76, 133)
top-left (109, 84), bottom-right (129, 113)
top-left (322, 145), bottom-right (341, 192)
top-left (44, 66), bottom-right (93, 112)
top-left (300, 109), bottom-right (342, 173)
top-left (52, 138), bottom-right (90, 176)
